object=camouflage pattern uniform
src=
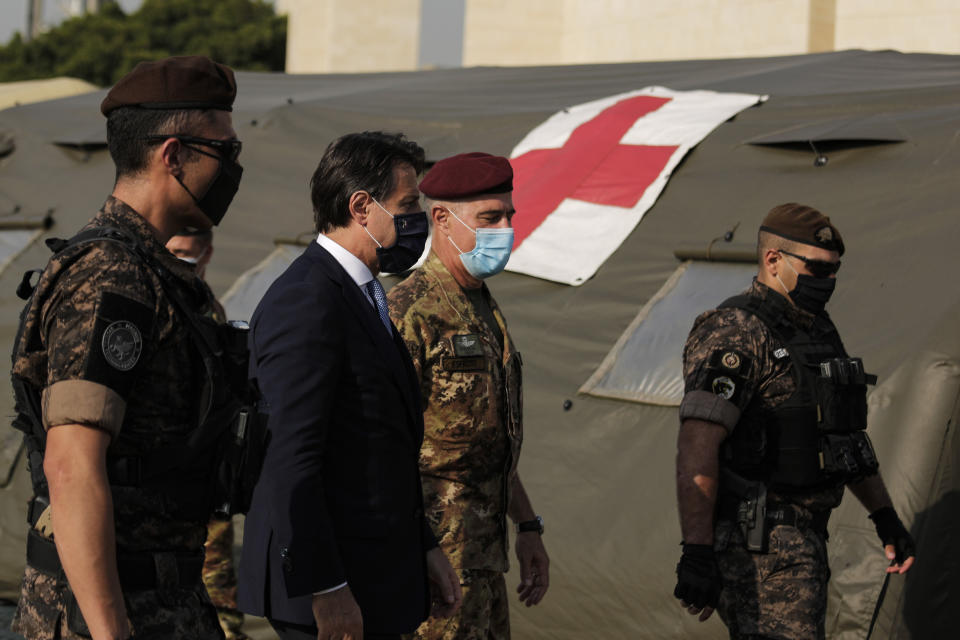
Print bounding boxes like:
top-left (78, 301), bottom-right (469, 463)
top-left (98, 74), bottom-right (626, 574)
top-left (197, 288), bottom-right (248, 639)
top-left (203, 518), bottom-right (248, 639)
top-left (680, 280), bottom-right (845, 640)
top-left (11, 197), bottom-right (224, 639)
top-left (388, 252), bottom-right (522, 640)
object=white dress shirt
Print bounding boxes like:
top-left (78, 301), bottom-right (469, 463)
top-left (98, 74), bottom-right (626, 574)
top-left (316, 233), bottom-right (377, 309)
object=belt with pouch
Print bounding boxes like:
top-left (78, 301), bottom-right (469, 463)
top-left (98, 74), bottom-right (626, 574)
top-left (766, 504), bottom-right (831, 536)
top-left (26, 529), bottom-right (204, 591)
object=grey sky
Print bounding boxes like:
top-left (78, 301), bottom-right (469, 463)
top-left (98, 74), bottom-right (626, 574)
top-left (1, 0), bottom-right (144, 45)
top-left (419, 0), bottom-right (465, 69)
top-left (1, 0), bottom-right (463, 70)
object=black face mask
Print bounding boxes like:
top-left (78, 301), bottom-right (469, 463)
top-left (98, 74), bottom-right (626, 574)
top-left (177, 147), bottom-right (243, 226)
top-left (789, 274), bottom-right (836, 315)
top-left (376, 211), bottom-right (428, 273)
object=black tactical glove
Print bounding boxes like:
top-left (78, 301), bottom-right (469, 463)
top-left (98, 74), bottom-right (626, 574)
top-left (869, 506), bottom-right (916, 565)
top-left (674, 543), bottom-right (722, 609)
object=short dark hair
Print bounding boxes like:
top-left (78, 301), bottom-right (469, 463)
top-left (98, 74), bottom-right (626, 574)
top-left (756, 230), bottom-right (801, 266)
top-left (310, 131), bottom-right (425, 233)
top-left (106, 106), bottom-right (215, 180)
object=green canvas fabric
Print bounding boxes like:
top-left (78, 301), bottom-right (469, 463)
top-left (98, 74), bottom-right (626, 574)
top-left (0, 50), bottom-right (958, 639)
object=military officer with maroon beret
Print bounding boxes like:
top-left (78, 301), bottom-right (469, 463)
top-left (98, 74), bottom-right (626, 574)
top-left (389, 152), bottom-right (549, 640)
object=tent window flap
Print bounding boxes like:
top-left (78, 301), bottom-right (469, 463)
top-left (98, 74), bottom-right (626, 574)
top-left (0, 229), bottom-right (42, 278)
top-left (221, 244), bottom-right (301, 322)
top-left (580, 260), bottom-right (757, 407)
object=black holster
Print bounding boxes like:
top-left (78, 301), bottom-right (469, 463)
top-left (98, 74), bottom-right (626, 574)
top-left (211, 405), bottom-right (269, 518)
top-left (720, 468), bottom-right (768, 553)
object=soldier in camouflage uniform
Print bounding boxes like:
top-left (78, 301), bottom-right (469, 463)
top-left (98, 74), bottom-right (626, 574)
top-left (388, 153), bottom-right (549, 640)
top-left (10, 57), bottom-right (243, 640)
top-left (674, 204), bottom-right (916, 639)
top-left (200, 519), bottom-right (246, 640)
top-left (167, 229), bottom-right (247, 640)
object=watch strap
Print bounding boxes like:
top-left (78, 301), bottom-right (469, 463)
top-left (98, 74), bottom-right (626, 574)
top-left (517, 516), bottom-right (544, 534)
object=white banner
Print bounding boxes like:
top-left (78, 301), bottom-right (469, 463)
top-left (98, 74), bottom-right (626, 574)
top-left (506, 87), bottom-right (764, 285)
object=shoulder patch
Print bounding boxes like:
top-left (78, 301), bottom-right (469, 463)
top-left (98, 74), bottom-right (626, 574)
top-left (708, 349), bottom-right (753, 377)
top-left (711, 376), bottom-right (737, 400)
top-left (701, 371), bottom-right (745, 405)
top-left (101, 320), bottom-right (143, 371)
top-left (721, 351), bottom-right (741, 369)
top-left (85, 291), bottom-right (154, 398)
top-left (694, 348), bottom-right (755, 408)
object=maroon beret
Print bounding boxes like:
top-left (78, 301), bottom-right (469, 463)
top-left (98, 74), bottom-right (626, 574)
top-left (419, 152), bottom-right (513, 199)
top-left (101, 56), bottom-right (237, 116)
top-left (760, 203), bottom-right (844, 256)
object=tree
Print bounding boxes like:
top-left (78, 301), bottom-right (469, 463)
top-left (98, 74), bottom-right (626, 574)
top-left (0, 0), bottom-right (286, 86)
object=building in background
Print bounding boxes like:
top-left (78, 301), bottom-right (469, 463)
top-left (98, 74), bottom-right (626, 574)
top-left (275, 0), bottom-right (447, 73)
top-left (24, 0), bottom-right (107, 41)
top-left (276, 0), bottom-right (960, 73)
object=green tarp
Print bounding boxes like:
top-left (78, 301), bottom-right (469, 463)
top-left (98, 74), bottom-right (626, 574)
top-left (0, 50), bottom-right (958, 639)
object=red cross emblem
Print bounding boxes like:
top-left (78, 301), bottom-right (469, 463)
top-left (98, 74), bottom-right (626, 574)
top-left (510, 95), bottom-right (680, 247)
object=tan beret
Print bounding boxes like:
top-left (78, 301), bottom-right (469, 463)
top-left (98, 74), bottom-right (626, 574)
top-left (760, 203), bottom-right (844, 256)
top-left (101, 55), bottom-right (236, 116)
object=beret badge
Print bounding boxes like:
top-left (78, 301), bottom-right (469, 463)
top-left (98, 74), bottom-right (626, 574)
top-left (815, 226), bottom-right (834, 244)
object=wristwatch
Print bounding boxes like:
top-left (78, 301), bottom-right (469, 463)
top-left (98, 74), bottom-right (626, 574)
top-left (516, 515), bottom-right (544, 535)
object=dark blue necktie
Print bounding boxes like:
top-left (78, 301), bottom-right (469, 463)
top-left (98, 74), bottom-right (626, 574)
top-left (365, 278), bottom-right (393, 336)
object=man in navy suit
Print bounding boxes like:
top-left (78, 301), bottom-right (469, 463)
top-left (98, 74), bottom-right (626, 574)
top-left (238, 131), bottom-right (462, 640)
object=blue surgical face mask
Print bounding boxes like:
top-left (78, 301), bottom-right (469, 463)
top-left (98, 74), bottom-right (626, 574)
top-left (445, 207), bottom-right (514, 279)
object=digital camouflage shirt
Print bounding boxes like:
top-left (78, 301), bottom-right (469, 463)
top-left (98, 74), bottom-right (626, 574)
top-left (11, 197), bottom-right (223, 639)
top-left (388, 252), bottom-right (522, 572)
top-left (680, 279), bottom-right (845, 514)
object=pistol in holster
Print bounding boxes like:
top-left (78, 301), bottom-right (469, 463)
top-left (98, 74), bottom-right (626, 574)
top-left (721, 467), bottom-right (768, 553)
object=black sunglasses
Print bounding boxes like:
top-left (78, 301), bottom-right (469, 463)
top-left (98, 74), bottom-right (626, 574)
top-left (779, 250), bottom-right (841, 278)
top-left (144, 135), bottom-right (242, 162)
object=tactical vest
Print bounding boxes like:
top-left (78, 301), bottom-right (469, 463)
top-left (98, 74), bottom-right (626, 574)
top-left (11, 226), bottom-right (268, 529)
top-left (718, 293), bottom-right (879, 489)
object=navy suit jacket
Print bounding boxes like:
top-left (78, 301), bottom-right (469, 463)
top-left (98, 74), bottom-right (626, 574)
top-left (237, 242), bottom-right (435, 633)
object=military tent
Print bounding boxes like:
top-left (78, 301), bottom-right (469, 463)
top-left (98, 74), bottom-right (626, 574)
top-left (0, 77), bottom-right (98, 112)
top-left (0, 50), bottom-right (957, 639)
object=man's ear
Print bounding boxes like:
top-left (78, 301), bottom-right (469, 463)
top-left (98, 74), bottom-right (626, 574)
top-left (348, 191), bottom-right (372, 226)
top-left (160, 138), bottom-right (184, 176)
top-left (432, 203), bottom-right (449, 234)
top-left (762, 248), bottom-right (781, 277)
